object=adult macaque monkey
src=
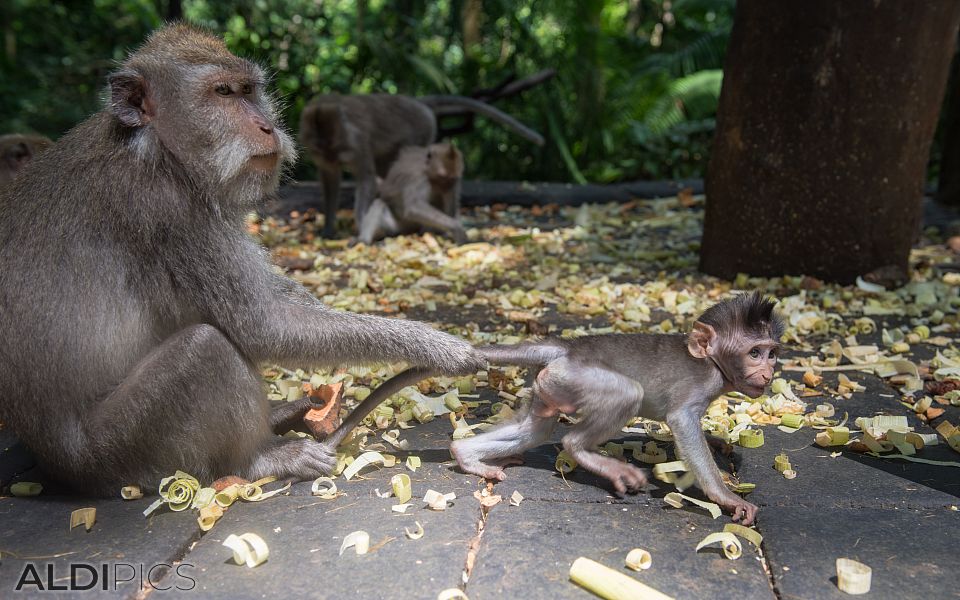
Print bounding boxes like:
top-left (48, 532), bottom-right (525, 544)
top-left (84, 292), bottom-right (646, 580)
top-left (325, 293), bottom-right (783, 524)
top-left (298, 93), bottom-right (543, 237)
top-left (358, 142), bottom-right (466, 244)
top-left (0, 24), bottom-right (482, 496)
top-left (0, 134), bottom-right (52, 187)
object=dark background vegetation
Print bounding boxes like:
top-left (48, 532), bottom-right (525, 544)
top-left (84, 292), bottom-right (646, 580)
top-left (2, 0), bottom-right (748, 183)
top-left (0, 1), bottom-right (954, 187)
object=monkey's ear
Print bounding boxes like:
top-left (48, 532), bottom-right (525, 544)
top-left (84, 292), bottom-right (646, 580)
top-left (108, 69), bottom-right (154, 128)
top-left (687, 321), bottom-right (716, 359)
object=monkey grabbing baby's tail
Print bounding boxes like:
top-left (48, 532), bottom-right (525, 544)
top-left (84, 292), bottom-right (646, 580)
top-left (479, 342), bottom-right (565, 367)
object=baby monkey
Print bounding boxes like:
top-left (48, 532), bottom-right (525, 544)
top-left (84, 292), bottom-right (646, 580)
top-left (358, 143), bottom-right (466, 244)
top-left (323, 292), bottom-right (783, 524)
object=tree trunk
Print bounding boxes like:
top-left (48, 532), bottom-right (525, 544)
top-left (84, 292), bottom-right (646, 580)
top-left (936, 36), bottom-right (960, 206)
top-left (461, 0), bottom-right (483, 94)
top-left (700, 1), bottom-right (960, 283)
top-left (572, 0), bottom-right (605, 157)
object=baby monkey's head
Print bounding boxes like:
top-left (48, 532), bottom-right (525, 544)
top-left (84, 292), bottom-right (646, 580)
top-left (687, 291), bottom-right (785, 397)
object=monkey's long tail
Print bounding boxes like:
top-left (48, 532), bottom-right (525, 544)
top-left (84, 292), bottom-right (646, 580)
top-left (323, 366), bottom-right (435, 450)
top-left (479, 343), bottom-right (565, 367)
top-left (418, 95), bottom-right (545, 146)
top-left (326, 343), bottom-right (564, 448)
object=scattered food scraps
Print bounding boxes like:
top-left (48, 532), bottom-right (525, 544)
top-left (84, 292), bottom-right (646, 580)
top-left (836, 558), bottom-right (871, 595)
top-left (223, 533), bottom-right (269, 567)
top-left (625, 548), bottom-right (652, 571)
top-left (339, 531), bottom-right (370, 556)
top-left (423, 490), bottom-right (456, 511)
top-left (120, 485), bottom-right (143, 500)
top-left (311, 477), bottom-right (338, 499)
top-left (10, 482), bottom-right (42, 497)
top-left (695, 532), bottom-right (742, 560)
top-left (69, 508), bottom-right (96, 532)
top-left (569, 556), bottom-right (675, 600)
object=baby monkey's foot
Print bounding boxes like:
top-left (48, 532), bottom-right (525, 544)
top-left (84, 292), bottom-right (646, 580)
top-left (450, 442), bottom-right (522, 481)
top-left (479, 455), bottom-right (526, 480)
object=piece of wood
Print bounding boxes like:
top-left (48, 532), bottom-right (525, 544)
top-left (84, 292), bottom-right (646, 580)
top-left (303, 382), bottom-right (344, 438)
top-left (211, 476), bottom-right (250, 492)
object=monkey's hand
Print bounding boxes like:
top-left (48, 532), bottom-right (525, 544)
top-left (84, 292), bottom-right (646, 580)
top-left (414, 329), bottom-right (486, 375)
top-left (711, 490), bottom-right (758, 525)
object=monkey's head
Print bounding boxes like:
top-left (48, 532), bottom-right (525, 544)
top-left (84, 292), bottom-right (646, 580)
top-left (106, 24), bottom-right (296, 203)
top-left (687, 291), bottom-right (785, 397)
top-left (425, 143), bottom-right (463, 187)
top-left (0, 135), bottom-right (52, 182)
top-left (299, 101), bottom-right (348, 161)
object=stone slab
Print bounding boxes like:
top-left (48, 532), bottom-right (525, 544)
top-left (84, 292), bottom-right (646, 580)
top-left (761, 505), bottom-right (959, 599)
top-left (0, 496), bottom-right (201, 598)
top-left (154, 457), bottom-right (481, 599)
top-left (468, 497), bottom-right (774, 600)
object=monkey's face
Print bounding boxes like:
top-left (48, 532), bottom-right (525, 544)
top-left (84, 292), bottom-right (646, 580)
top-left (688, 320), bottom-right (779, 398)
top-left (170, 66), bottom-right (296, 192)
top-left (109, 29), bottom-right (296, 202)
top-left (425, 143), bottom-right (463, 186)
top-left (732, 341), bottom-right (779, 397)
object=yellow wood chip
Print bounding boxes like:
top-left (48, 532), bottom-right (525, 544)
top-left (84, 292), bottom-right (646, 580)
top-left (70, 508), bottom-right (96, 532)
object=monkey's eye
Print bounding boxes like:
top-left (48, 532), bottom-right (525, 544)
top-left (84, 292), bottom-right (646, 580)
top-left (769, 349), bottom-right (778, 360)
top-left (215, 84), bottom-right (233, 96)
top-left (749, 348), bottom-right (761, 359)
top-left (426, 151), bottom-right (433, 160)
top-left (241, 83), bottom-right (253, 95)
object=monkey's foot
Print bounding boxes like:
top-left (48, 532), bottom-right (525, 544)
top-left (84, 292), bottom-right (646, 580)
top-left (248, 438), bottom-right (337, 481)
top-left (268, 397), bottom-right (319, 434)
top-left (599, 461), bottom-right (649, 495)
top-left (463, 462), bottom-right (510, 481)
top-left (714, 492), bottom-right (758, 526)
top-left (450, 442), bottom-right (518, 481)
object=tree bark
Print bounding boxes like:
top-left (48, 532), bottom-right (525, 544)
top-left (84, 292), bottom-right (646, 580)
top-left (936, 36), bottom-right (960, 206)
top-left (700, 1), bottom-right (960, 283)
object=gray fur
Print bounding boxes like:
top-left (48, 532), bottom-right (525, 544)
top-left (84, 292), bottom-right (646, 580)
top-left (298, 93), bottom-right (543, 237)
top-left (358, 143), bottom-right (466, 244)
top-left (0, 25), bottom-right (481, 496)
top-left (0, 134), bottom-right (52, 187)
top-left (451, 294), bottom-right (784, 524)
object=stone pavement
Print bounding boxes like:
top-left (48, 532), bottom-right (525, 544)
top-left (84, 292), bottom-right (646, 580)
top-left (2, 359), bottom-right (958, 599)
top-left (2, 195), bottom-right (960, 599)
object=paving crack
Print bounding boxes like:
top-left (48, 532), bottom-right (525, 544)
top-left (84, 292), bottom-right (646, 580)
top-left (461, 483), bottom-right (498, 594)
top-left (129, 527), bottom-right (203, 600)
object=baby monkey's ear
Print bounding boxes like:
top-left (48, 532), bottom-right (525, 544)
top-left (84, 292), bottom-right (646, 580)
top-left (687, 321), bottom-right (717, 359)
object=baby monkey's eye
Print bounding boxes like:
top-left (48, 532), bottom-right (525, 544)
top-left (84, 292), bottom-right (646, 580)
top-left (749, 348), bottom-right (761, 359)
top-left (215, 84), bottom-right (232, 96)
top-left (241, 83), bottom-right (253, 95)
top-left (769, 349), bottom-right (778, 360)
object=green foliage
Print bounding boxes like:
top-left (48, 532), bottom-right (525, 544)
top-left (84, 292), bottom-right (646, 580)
top-left (0, 0), bottom-right (735, 182)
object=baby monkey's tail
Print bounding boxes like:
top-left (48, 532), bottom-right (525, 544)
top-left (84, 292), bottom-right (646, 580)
top-left (325, 342), bottom-right (565, 450)
top-left (324, 366), bottom-right (434, 449)
top-left (479, 342), bottom-right (566, 367)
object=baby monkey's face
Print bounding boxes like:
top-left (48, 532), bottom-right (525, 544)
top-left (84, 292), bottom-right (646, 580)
top-left (733, 340), bottom-right (779, 398)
